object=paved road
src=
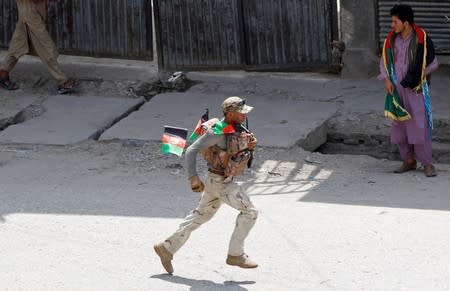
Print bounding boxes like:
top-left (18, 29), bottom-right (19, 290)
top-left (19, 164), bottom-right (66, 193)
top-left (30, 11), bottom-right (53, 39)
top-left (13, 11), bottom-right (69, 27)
top-left (1, 142), bottom-right (449, 291)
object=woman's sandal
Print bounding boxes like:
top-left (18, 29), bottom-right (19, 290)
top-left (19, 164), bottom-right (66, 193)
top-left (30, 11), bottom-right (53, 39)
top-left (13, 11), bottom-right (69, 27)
top-left (0, 76), bottom-right (18, 90)
top-left (58, 79), bottom-right (80, 94)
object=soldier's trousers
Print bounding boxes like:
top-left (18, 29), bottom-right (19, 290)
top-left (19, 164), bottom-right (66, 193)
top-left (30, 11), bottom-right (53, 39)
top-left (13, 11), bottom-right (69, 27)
top-left (163, 172), bottom-right (258, 256)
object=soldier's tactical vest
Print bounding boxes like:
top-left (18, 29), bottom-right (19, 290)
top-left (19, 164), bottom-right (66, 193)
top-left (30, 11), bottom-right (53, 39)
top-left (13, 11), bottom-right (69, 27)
top-left (200, 120), bottom-right (254, 178)
top-left (223, 131), bottom-right (253, 178)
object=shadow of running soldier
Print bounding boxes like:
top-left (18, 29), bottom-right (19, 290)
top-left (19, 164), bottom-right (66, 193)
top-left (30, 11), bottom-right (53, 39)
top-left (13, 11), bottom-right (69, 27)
top-left (151, 274), bottom-right (255, 291)
top-left (154, 96), bottom-right (259, 274)
top-left (0, 0), bottom-right (79, 94)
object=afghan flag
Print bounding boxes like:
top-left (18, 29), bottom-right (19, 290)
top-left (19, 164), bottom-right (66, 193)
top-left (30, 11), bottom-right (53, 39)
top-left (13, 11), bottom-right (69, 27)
top-left (212, 120), bottom-right (236, 135)
top-left (188, 109), bottom-right (209, 142)
top-left (161, 126), bottom-right (188, 157)
top-left (382, 31), bottom-right (412, 122)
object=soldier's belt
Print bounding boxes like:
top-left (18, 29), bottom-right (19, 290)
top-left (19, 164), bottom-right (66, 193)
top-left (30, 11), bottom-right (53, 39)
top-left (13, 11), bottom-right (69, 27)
top-left (208, 168), bottom-right (225, 176)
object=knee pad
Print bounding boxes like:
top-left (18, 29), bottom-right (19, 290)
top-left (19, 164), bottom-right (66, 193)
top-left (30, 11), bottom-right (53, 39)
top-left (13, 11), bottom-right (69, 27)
top-left (248, 209), bottom-right (258, 220)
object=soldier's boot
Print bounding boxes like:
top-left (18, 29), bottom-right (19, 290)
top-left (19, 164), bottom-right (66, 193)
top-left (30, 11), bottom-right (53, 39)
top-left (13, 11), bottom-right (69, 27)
top-left (226, 253), bottom-right (258, 269)
top-left (153, 242), bottom-right (174, 274)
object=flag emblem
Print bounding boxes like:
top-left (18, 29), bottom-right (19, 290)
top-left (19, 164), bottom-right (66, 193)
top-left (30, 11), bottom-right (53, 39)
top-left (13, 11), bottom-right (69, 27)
top-left (161, 126), bottom-right (188, 157)
top-left (189, 109), bottom-right (209, 143)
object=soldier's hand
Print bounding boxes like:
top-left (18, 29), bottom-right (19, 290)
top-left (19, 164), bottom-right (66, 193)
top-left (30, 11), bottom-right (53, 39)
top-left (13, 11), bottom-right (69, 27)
top-left (248, 136), bottom-right (258, 151)
top-left (189, 176), bottom-right (205, 193)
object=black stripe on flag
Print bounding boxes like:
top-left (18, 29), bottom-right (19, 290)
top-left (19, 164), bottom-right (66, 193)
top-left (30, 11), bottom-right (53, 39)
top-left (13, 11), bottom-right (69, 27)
top-left (164, 126), bottom-right (188, 139)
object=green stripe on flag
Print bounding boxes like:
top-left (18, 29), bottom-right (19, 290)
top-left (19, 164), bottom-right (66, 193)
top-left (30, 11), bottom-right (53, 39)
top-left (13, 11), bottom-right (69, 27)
top-left (162, 143), bottom-right (184, 157)
top-left (213, 120), bottom-right (235, 135)
top-left (189, 131), bottom-right (200, 143)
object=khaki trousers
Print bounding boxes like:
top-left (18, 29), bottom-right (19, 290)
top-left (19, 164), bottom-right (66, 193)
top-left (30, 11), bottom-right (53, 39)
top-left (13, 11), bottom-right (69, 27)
top-left (164, 172), bottom-right (258, 256)
top-left (0, 0), bottom-right (66, 85)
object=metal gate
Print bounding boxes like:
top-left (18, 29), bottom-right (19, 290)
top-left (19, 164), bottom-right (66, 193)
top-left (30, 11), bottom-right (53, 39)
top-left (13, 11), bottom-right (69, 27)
top-left (0, 0), bottom-right (18, 49)
top-left (153, 0), bottom-right (243, 70)
top-left (154, 0), bottom-right (334, 71)
top-left (378, 0), bottom-right (450, 54)
top-left (0, 0), bottom-right (153, 60)
top-left (242, 0), bottom-right (332, 70)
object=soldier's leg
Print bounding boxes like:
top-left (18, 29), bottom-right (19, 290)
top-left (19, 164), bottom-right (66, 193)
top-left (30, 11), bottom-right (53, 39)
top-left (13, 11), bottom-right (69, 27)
top-left (220, 181), bottom-right (258, 257)
top-left (163, 181), bottom-right (223, 255)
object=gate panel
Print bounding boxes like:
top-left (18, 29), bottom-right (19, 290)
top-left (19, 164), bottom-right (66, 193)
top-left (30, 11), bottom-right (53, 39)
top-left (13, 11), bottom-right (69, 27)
top-left (154, 0), bottom-right (243, 70)
top-left (0, 0), bottom-right (18, 49)
top-left (47, 0), bottom-right (153, 60)
top-left (0, 0), bottom-right (153, 60)
top-left (154, 0), bottom-right (334, 71)
top-left (242, 0), bottom-right (333, 70)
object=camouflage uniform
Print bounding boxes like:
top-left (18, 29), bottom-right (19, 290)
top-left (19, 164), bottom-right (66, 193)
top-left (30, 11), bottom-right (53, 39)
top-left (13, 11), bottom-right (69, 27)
top-left (163, 97), bottom-right (258, 258)
top-left (164, 172), bottom-right (258, 257)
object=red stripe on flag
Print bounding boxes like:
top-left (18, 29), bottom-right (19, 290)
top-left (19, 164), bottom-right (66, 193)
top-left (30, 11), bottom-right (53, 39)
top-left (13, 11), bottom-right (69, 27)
top-left (162, 134), bottom-right (186, 148)
top-left (222, 124), bottom-right (236, 134)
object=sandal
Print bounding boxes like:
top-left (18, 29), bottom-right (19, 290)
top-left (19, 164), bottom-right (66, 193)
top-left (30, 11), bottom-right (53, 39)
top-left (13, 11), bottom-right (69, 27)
top-left (393, 160), bottom-right (417, 173)
top-left (424, 164), bottom-right (437, 177)
top-left (58, 79), bottom-right (80, 94)
top-left (0, 76), bottom-right (18, 90)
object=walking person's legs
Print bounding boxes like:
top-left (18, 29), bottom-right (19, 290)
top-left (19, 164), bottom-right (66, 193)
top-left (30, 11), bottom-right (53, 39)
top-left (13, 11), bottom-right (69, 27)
top-left (0, 22), bottom-right (29, 90)
top-left (25, 16), bottom-right (79, 93)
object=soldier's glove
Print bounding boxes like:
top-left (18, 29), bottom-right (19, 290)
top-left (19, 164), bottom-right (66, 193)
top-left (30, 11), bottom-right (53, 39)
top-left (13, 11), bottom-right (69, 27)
top-left (189, 176), bottom-right (205, 193)
top-left (248, 136), bottom-right (258, 151)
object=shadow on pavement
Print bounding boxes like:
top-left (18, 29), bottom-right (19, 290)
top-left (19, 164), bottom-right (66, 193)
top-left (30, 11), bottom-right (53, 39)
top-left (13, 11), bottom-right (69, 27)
top-left (1, 145), bottom-right (450, 223)
top-left (151, 274), bottom-right (255, 291)
top-left (246, 154), bottom-right (450, 211)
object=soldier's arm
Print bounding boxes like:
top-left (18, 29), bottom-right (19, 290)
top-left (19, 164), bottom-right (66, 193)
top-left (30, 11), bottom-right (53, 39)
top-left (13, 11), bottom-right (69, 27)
top-left (185, 131), bottom-right (223, 179)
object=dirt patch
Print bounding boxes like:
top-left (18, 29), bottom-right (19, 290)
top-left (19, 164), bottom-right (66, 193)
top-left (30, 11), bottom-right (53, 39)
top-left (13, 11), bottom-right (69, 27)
top-left (317, 112), bottom-right (450, 163)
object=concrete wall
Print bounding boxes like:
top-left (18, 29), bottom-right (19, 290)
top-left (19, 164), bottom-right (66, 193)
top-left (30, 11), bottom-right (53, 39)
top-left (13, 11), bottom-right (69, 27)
top-left (340, 0), bottom-right (380, 78)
